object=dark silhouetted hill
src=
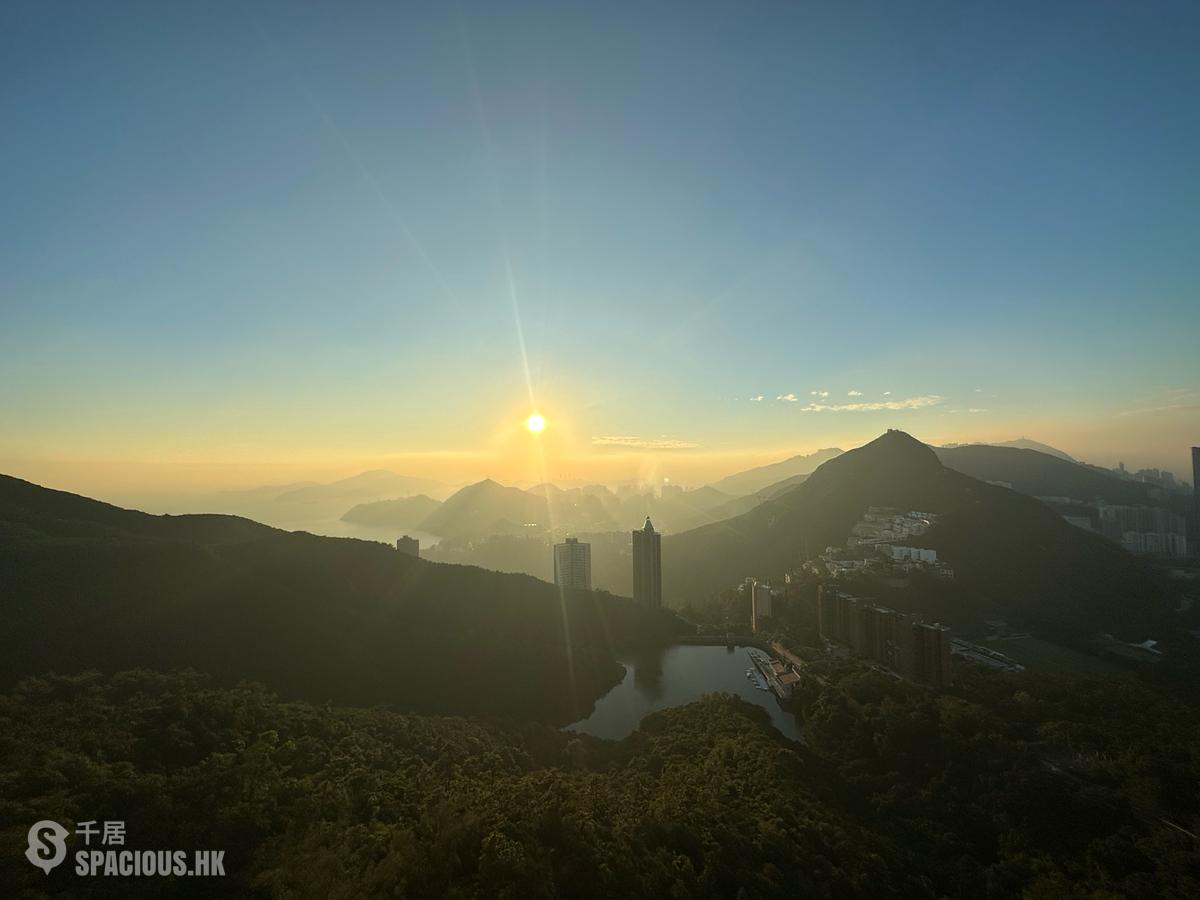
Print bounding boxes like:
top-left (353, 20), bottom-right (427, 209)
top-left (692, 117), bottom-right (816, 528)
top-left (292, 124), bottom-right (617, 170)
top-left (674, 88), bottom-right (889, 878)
top-left (419, 479), bottom-right (755, 540)
top-left (665, 431), bottom-right (1168, 637)
top-left (940, 437), bottom-right (1077, 462)
top-left (936, 444), bottom-right (1154, 504)
top-left (184, 471), bottom-right (456, 534)
top-left (0, 474), bottom-right (683, 722)
top-left (420, 479), bottom-right (555, 537)
top-left (275, 470), bottom-right (449, 505)
top-left (340, 493), bottom-right (442, 528)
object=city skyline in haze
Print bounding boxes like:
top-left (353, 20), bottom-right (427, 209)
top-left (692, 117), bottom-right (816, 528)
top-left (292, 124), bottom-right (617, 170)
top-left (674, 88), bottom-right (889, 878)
top-left (2, 2), bottom-right (1198, 503)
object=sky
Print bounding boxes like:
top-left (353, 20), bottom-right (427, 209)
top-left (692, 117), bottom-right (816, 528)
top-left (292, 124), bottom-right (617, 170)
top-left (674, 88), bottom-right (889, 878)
top-left (1, 1), bottom-right (1198, 500)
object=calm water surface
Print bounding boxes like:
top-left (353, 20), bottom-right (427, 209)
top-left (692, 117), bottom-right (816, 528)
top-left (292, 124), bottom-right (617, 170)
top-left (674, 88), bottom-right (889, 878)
top-left (568, 644), bottom-right (802, 742)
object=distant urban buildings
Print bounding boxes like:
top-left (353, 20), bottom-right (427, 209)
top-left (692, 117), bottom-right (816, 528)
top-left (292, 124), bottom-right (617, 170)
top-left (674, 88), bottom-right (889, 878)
top-left (1111, 458), bottom-right (1191, 493)
top-left (1117, 531), bottom-right (1189, 557)
top-left (1193, 446), bottom-right (1200, 538)
top-left (632, 517), bottom-right (662, 608)
top-left (1062, 502), bottom-right (1193, 558)
top-left (396, 535), bottom-right (419, 557)
top-left (889, 545), bottom-right (938, 564)
top-left (1097, 502), bottom-right (1187, 537)
top-left (817, 585), bottom-right (952, 688)
top-left (553, 537), bottom-right (592, 591)
top-left (810, 507), bottom-right (954, 580)
top-left (850, 506), bottom-right (934, 543)
top-left (659, 482), bottom-right (684, 500)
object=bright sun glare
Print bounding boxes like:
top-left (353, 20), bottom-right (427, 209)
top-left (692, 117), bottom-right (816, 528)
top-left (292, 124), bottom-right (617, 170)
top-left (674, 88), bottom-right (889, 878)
top-left (525, 414), bottom-right (546, 433)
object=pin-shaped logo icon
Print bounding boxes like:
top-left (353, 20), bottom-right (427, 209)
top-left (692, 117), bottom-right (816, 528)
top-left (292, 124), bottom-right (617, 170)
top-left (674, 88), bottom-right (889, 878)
top-left (26, 820), bottom-right (68, 874)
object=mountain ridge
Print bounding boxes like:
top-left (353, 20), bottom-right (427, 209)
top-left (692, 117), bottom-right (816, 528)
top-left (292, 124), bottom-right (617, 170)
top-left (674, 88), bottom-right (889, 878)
top-left (0, 473), bottom-right (682, 722)
top-left (939, 437), bottom-right (1076, 462)
top-left (709, 448), bottom-right (844, 497)
top-left (665, 431), bottom-right (1168, 637)
top-left (340, 493), bottom-right (443, 528)
top-left (935, 444), bottom-right (1158, 505)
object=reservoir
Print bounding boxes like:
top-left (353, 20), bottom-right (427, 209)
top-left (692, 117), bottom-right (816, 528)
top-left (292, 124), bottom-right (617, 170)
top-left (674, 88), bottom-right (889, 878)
top-left (568, 644), bottom-right (803, 742)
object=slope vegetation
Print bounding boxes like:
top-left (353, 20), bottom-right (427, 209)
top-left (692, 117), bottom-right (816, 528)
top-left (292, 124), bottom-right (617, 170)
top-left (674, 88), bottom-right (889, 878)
top-left (0, 475), bottom-right (682, 722)
top-left (936, 444), bottom-right (1155, 504)
top-left (3, 667), bottom-right (1195, 898)
top-left (665, 431), bottom-right (1167, 636)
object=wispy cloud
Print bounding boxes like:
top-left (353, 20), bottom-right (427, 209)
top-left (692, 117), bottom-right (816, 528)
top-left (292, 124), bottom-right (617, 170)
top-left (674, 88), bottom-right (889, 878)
top-left (749, 395), bottom-right (764, 402)
top-left (847, 389), bottom-right (863, 396)
top-left (777, 393), bottom-right (798, 402)
top-left (592, 435), bottom-right (700, 450)
top-left (1115, 387), bottom-right (1200, 417)
top-left (1116, 401), bottom-right (1200, 417)
top-left (883, 391), bottom-right (892, 396)
top-left (794, 394), bottom-right (944, 413)
top-left (810, 390), bottom-right (829, 398)
top-left (968, 408), bottom-right (989, 414)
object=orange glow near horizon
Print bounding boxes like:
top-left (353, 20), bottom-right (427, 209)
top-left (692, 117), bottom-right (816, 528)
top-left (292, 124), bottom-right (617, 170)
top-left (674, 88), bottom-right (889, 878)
top-left (3, 409), bottom-right (1197, 505)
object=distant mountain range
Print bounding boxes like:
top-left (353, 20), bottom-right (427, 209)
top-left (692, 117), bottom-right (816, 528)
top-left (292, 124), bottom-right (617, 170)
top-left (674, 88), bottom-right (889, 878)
top-left (705, 438), bottom-right (1075, 502)
top-left (0, 473), bottom-right (682, 722)
top-left (939, 437), bottom-right (1076, 462)
top-left (935, 444), bottom-right (1157, 505)
top-left (340, 494), bottom-right (443, 529)
top-left (708, 448), bottom-right (844, 497)
top-left (411, 478), bottom-right (753, 539)
top-left (755, 472), bottom-right (811, 500)
top-left (165, 470), bottom-right (459, 536)
top-left (421, 479), bottom-right (562, 537)
top-left (163, 436), bottom-right (1100, 543)
top-left (271, 470), bottom-right (450, 505)
top-left (416, 435), bottom-right (1176, 615)
top-left (664, 430), bottom-right (1169, 637)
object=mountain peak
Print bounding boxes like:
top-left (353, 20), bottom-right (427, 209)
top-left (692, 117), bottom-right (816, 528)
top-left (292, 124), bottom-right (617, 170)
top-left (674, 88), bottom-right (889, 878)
top-left (468, 478), bottom-right (505, 490)
top-left (813, 430), bottom-right (942, 482)
top-left (864, 429), bottom-right (940, 461)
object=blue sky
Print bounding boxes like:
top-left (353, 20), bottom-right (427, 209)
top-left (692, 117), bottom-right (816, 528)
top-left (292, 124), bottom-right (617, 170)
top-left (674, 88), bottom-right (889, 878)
top-left (1, 1), bottom-right (1198, 493)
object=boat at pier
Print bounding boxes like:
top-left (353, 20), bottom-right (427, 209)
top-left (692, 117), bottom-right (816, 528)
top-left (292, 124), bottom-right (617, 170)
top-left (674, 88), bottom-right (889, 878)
top-left (745, 667), bottom-right (769, 691)
top-left (746, 647), bottom-right (799, 699)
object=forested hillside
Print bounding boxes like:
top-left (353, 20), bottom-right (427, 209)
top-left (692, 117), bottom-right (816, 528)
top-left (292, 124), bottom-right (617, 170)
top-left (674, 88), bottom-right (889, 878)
top-left (1, 669), bottom-right (1196, 898)
top-left (664, 432), bottom-right (1169, 637)
top-left (0, 475), bottom-right (682, 722)
top-left (935, 444), bottom-right (1158, 504)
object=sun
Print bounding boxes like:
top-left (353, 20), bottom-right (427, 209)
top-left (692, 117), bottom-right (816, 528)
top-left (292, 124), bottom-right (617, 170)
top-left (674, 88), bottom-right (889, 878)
top-left (525, 413), bottom-right (546, 433)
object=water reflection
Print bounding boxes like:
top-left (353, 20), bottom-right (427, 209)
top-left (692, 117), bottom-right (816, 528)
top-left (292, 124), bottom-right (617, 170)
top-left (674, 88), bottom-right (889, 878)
top-left (630, 646), bottom-right (665, 700)
top-left (569, 644), bottom-right (802, 742)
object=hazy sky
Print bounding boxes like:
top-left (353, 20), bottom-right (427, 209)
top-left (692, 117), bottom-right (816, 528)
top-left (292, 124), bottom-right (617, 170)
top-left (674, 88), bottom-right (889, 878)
top-left (2, 1), bottom-right (1198, 497)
